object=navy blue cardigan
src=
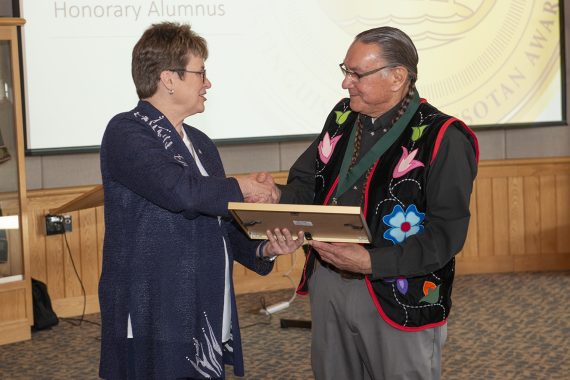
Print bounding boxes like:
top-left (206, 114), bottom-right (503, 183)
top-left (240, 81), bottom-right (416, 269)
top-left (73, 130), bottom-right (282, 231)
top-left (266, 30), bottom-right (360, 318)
top-left (99, 101), bottom-right (272, 379)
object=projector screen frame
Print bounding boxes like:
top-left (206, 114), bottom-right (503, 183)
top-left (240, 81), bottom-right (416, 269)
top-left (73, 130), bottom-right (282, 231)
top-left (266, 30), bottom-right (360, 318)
top-left (13, 0), bottom-right (568, 156)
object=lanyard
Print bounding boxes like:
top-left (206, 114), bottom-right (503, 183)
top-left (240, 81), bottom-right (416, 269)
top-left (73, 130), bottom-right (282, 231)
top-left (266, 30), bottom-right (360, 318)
top-left (334, 92), bottom-right (420, 200)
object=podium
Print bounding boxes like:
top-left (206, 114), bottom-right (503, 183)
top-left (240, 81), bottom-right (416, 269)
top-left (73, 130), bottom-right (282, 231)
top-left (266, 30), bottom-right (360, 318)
top-left (49, 185), bottom-right (103, 214)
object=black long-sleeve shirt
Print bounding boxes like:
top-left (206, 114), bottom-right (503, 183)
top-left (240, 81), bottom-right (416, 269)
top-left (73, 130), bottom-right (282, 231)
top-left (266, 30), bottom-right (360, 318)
top-left (280, 106), bottom-right (477, 279)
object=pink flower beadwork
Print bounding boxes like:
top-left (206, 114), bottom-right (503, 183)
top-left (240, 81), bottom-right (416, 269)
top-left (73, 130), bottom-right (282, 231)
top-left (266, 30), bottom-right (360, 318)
top-left (318, 132), bottom-right (342, 164)
top-left (393, 146), bottom-right (424, 178)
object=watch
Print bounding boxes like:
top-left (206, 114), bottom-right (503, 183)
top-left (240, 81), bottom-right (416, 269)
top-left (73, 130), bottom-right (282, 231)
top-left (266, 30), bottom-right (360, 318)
top-left (258, 241), bottom-right (277, 262)
top-left (261, 254), bottom-right (277, 262)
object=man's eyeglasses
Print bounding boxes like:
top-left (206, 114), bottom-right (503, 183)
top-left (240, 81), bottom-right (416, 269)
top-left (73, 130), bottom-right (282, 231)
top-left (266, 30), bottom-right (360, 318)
top-left (339, 63), bottom-right (395, 81)
top-left (169, 68), bottom-right (207, 83)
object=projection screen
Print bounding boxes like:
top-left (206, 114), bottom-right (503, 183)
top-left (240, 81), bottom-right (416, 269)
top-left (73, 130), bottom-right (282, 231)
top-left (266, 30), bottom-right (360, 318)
top-left (20, 0), bottom-right (564, 152)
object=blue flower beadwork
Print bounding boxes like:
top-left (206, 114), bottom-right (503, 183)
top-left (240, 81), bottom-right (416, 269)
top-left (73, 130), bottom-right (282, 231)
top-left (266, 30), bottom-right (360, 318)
top-left (382, 204), bottom-right (425, 244)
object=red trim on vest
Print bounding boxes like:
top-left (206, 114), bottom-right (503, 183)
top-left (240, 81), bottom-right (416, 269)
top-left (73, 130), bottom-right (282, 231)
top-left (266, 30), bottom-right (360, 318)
top-left (365, 277), bottom-right (448, 332)
top-left (295, 247), bottom-right (313, 295)
top-left (460, 121), bottom-right (480, 163)
top-left (363, 160), bottom-right (380, 216)
top-left (430, 118), bottom-right (455, 165)
top-left (430, 118), bottom-right (480, 165)
top-left (323, 176), bottom-right (340, 205)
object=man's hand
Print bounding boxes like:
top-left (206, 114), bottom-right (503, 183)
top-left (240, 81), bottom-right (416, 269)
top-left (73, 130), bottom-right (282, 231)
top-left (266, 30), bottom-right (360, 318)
top-left (236, 172), bottom-right (281, 203)
top-left (254, 172), bottom-right (281, 203)
top-left (308, 241), bottom-right (372, 274)
top-left (234, 173), bottom-right (276, 203)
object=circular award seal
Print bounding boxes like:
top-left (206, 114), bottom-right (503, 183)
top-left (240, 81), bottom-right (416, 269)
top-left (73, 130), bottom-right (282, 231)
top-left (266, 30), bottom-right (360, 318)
top-left (314, 0), bottom-right (562, 126)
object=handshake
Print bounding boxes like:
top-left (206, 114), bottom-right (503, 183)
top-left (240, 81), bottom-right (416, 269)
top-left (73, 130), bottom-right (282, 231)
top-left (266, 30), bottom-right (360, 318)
top-left (235, 172), bottom-right (281, 204)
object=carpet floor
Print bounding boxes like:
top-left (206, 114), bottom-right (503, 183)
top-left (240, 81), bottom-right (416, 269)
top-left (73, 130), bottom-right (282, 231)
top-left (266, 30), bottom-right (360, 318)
top-left (1, 271), bottom-right (569, 379)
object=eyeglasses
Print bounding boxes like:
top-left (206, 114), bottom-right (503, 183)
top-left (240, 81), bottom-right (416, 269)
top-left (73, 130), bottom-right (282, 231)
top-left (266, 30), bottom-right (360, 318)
top-left (339, 63), bottom-right (395, 81)
top-left (169, 68), bottom-right (207, 83)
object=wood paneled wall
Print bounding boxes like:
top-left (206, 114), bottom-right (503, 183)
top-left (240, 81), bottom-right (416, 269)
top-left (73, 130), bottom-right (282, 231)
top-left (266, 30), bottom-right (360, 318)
top-left (26, 157), bottom-right (570, 317)
top-left (27, 187), bottom-right (104, 317)
top-left (457, 158), bottom-right (570, 273)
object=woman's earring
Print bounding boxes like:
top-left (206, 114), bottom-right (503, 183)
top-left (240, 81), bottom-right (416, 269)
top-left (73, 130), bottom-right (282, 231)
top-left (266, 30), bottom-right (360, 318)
top-left (168, 89), bottom-right (174, 95)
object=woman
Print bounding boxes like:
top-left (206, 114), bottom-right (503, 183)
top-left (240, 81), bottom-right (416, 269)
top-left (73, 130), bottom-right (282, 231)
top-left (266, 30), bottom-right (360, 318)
top-left (99, 22), bottom-right (303, 379)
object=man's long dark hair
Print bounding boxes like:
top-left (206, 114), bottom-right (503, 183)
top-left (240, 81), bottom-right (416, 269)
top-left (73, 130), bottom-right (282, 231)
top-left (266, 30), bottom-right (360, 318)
top-left (355, 27), bottom-right (419, 126)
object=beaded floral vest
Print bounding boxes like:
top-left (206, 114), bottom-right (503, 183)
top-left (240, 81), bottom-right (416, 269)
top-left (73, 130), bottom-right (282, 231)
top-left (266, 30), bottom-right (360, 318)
top-left (296, 97), bottom-right (478, 331)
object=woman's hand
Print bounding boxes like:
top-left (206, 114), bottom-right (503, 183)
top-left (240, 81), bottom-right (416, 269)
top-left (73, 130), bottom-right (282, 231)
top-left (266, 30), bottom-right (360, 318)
top-left (262, 228), bottom-right (305, 258)
top-left (234, 173), bottom-right (280, 203)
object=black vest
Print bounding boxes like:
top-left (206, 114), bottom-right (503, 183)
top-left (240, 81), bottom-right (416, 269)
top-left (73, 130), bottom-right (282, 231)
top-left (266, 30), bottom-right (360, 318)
top-left (297, 97), bottom-right (477, 330)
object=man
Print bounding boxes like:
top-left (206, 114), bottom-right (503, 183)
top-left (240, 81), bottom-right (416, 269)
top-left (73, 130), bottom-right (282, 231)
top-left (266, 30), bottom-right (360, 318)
top-left (266, 27), bottom-right (479, 379)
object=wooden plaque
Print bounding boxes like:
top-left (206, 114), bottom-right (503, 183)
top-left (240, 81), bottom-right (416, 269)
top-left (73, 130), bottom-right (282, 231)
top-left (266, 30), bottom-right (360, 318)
top-left (228, 202), bottom-right (371, 243)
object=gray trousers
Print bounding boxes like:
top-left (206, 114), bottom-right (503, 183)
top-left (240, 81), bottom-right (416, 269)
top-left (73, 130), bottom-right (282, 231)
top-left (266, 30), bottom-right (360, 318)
top-left (309, 263), bottom-right (447, 380)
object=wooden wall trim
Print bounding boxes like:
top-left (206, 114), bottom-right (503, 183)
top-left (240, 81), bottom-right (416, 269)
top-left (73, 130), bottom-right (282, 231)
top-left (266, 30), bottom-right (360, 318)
top-left (480, 157), bottom-right (570, 167)
top-left (25, 157), bottom-right (570, 316)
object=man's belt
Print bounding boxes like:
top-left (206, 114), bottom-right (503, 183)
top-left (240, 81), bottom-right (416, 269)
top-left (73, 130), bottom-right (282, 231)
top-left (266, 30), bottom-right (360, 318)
top-left (320, 260), bottom-right (365, 280)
